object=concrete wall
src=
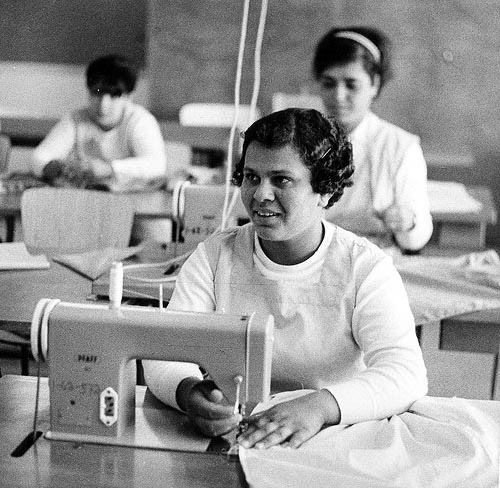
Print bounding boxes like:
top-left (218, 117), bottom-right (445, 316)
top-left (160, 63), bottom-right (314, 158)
top-left (146, 0), bottom-right (500, 245)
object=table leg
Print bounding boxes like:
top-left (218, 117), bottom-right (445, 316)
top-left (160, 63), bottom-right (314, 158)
top-left (5, 216), bottom-right (15, 242)
top-left (493, 353), bottom-right (500, 401)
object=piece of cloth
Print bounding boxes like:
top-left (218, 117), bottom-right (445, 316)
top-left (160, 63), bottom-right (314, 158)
top-left (239, 391), bottom-right (500, 488)
top-left (53, 245), bottom-right (142, 280)
top-left (31, 102), bottom-right (167, 192)
top-left (143, 222), bottom-right (427, 424)
top-left (325, 112), bottom-right (433, 251)
top-left (394, 250), bottom-right (500, 325)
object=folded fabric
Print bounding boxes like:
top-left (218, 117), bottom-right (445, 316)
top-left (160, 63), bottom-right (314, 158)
top-left (394, 250), bottom-right (500, 325)
top-left (240, 391), bottom-right (500, 488)
top-left (53, 246), bottom-right (143, 280)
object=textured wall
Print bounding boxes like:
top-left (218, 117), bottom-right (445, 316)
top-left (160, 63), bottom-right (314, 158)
top-left (147, 0), bottom-right (500, 245)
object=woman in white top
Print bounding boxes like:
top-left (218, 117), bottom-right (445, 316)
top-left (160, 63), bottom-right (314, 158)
top-left (31, 55), bottom-right (166, 192)
top-left (143, 108), bottom-right (427, 449)
top-left (313, 27), bottom-right (433, 252)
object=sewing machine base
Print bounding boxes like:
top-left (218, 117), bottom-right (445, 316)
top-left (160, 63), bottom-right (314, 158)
top-left (44, 390), bottom-right (235, 454)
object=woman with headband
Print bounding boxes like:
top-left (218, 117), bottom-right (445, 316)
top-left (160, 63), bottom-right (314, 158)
top-left (313, 27), bottom-right (433, 252)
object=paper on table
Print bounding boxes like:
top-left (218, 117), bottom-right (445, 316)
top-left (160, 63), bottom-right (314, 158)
top-left (427, 180), bottom-right (483, 213)
top-left (0, 242), bottom-right (50, 270)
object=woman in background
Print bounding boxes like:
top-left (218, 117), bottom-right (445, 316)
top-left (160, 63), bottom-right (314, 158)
top-left (31, 54), bottom-right (166, 192)
top-left (313, 27), bottom-right (433, 252)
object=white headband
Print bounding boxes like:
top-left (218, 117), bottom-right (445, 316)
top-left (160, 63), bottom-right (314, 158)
top-left (334, 31), bottom-right (381, 64)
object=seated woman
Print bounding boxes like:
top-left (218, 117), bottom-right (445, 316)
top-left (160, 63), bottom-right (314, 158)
top-left (143, 108), bottom-right (427, 449)
top-left (313, 27), bottom-right (433, 252)
top-left (31, 54), bottom-right (167, 192)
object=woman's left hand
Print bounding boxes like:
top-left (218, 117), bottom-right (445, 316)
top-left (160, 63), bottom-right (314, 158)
top-left (237, 389), bottom-right (340, 449)
top-left (381, 204), bottom-right (416, 233)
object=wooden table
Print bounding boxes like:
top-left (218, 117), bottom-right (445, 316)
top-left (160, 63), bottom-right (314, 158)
top-left (2, 247), bottom-right (500, 402)
top-left (0, 375), bottom-right (247, 487)
top-left (1, 185), bottom-right (497, 246)
top-left (441, 308), bottom-right (500, 401)
top-left (430, 186), bottom-right (497, 248)
top-left (0, 261), bottom-right (92, 334)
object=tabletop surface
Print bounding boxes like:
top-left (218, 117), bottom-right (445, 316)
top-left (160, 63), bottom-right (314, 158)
top-left (0, 261), bottom-right (92, 332)
top-left (0, 375), bottom-right (247, 488)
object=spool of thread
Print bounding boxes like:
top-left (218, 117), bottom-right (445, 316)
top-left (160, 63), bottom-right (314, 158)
top-left (109, 261), bottom-right (123, 309)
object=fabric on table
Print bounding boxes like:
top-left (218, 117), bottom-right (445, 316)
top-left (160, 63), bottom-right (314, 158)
top-left (53, 245), bottom-right (142, 280)
top-left (394, 250), bottom-right (500, 325)
top-left (239, 391), bottom-right (500, 488)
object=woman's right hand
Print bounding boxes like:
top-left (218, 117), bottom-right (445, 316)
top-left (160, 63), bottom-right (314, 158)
top-left (177, 377), bottom-right (242, 437)
top-left (42, 160), bottom-right (66, 184)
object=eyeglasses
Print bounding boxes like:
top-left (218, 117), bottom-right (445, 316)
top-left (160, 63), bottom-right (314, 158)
top-left (89, 86), bottom-right (125, 98)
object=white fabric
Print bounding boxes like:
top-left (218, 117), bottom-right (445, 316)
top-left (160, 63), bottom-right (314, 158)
top-left (31, 102), bottom-right (167, 192)
top-left (394, 250), bottom-right (500, 325)
top-left (325, 112), bottom-right (433, 251)
top-left (240, 391), bottom-right (500, 488)
top-left (143, 221), bottom-right (427, 424)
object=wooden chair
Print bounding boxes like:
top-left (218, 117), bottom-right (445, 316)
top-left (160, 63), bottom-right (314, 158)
top-left (1, 188), bottom-right (135, 374)
top-left (0, 330), bottom-right (31, 376)
top-left (21, 187), bottom-right (135, 256)
top-left (179, 103), bottom-right (260, 130)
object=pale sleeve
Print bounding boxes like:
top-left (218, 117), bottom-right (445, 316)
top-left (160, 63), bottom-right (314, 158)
top-left (392, 141), bottom-right (434, 251)
top-left (326, 256), bottom-right (428, 424)
top-left (30, 116), bottom-right (76, 176)
top-left (142, 242), bottom-right (216, 410)
top-left (110, 110), bottom-right (167, 183)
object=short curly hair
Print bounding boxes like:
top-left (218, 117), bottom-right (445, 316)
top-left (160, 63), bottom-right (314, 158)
top-left (232, 108), bottom-right (354, 208)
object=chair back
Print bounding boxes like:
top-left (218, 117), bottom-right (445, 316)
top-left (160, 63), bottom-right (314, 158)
top-left (21, 188), bottom-right (135, 255)
top-left (271, 92), bottom-right (325, 113)
top-left (0, 134), bottom-right (12, 174)
top-left (179, 103), bottom-right (260, 130)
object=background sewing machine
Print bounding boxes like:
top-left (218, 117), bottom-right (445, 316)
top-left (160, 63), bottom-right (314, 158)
top-left (91, 182), bottom-right (249, 302)
top-left (30, 297), bottom-right (274, 451)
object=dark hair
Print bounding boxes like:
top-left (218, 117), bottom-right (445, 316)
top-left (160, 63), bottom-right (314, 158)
top-left (232, 108), bottom-right (354, 208)
top-left (312, 26), bottom-right (392, 96)
top-left (86, 54), bottom-right (137, 95)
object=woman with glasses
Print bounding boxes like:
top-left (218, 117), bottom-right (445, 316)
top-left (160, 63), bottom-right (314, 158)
top-left (31, 54), bottom-right (166, 192)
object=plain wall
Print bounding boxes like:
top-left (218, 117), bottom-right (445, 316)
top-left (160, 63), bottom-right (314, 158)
top-left (145, 0), bottom-right (500, 247)
top-left (0, 0), bottom-right (498, 245)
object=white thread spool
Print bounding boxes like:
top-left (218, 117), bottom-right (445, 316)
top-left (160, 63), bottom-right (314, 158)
top-left (109, 261), bottom-right (123, 309)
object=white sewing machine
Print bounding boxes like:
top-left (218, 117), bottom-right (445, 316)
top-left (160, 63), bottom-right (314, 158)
top-left (30, 298), bottom-right (274, 450)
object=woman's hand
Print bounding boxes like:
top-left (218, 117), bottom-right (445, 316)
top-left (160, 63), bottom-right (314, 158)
top-left (178, 377), bottom-right (242, 437)
top-left (381, 204), bottom-right (416, 233)
top-left (87, 159), bottom-right (114, 180)
top-left (237, 389), bottom-right (340, 449)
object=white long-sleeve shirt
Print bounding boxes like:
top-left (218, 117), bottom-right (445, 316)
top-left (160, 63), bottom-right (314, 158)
top-left (325, 112), bottom-right (433, 251)
top-left (144, 221), bottom-right (428, 425)
top-left (31, 102), bottom-right (167, 191)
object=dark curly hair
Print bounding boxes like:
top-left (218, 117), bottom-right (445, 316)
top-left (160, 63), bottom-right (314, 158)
top-left (312, 26), bottom-right (392, 97)
top-left (232, 108), bottom-right (354, 208)
top-left (86, 54), bottom-right (137, 96)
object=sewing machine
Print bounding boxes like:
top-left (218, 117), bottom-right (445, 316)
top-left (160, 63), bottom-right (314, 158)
top-left (30, 298), bottom-right (274, 450)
